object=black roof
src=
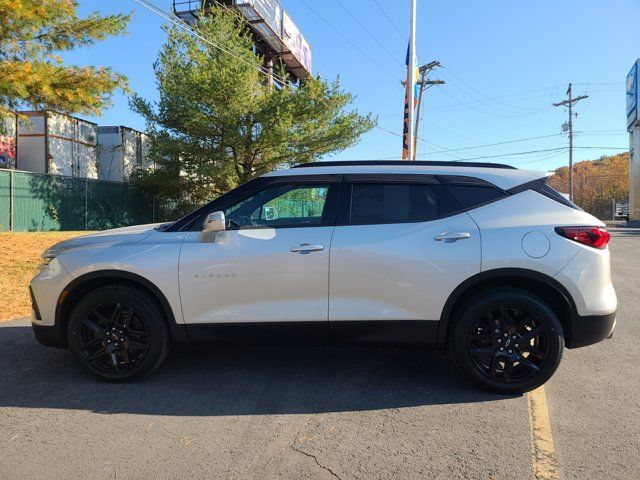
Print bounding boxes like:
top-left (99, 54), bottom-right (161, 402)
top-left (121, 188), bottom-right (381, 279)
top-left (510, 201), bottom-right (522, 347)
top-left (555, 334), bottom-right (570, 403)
top-left (291, 160), bottom-right (516, 170)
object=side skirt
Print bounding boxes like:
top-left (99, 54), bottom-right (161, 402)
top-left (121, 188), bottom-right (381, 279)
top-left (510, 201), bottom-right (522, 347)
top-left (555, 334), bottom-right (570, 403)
top-left (185, 320), bottom-right (440, 346)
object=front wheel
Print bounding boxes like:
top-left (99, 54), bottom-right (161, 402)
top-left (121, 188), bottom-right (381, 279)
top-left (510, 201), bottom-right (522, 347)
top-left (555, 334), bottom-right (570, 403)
top-left (450, 288), bottom-right (564, 393)
top-left (67, 284), bottom-right (170, 382)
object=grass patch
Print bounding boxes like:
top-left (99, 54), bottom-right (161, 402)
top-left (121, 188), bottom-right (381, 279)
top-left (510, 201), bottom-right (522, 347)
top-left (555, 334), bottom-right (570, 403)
top-left (0, 232), bottom-right (89, 321)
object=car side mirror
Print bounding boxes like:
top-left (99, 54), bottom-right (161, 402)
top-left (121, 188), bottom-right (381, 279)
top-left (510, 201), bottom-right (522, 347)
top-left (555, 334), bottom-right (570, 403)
top-left (202, 211), bottom-right (226, 234)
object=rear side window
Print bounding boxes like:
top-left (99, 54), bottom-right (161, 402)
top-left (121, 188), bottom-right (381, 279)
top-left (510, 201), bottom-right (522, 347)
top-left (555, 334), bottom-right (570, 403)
top-left (444, 184), bottom-right (506, 209)
top-left (348, 183), bottom-right (460, 225)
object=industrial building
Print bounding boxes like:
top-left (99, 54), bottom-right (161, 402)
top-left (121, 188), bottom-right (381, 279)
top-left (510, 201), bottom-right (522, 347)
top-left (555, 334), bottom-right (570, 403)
top-left (0, 111), bottom-right (154, 183)
top-left (97, 126), bottom-right (153, 182)
top-left (173, 0), bottom-right (312, 83)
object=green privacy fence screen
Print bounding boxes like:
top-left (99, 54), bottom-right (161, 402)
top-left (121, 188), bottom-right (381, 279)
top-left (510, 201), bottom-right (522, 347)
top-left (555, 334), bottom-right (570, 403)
top-left (0, 169), bottom-right (163, 231)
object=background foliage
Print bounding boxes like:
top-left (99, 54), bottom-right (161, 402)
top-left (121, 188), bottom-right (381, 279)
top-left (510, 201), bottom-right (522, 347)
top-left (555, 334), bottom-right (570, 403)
top-left (130, 7), bottom-right (375, 210)
top-left (548, 152), bottom-right (629, 219)
top-left (0, 0), bottom-right (129, 119)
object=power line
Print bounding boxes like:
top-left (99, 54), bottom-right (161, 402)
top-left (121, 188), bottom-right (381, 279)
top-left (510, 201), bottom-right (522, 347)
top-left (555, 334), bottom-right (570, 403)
top-left (442, 67), bottom-right (543, 114)
top-left (132, 0), bottom-right (294, 87)
top-left (298, 0), bottom-right (401, 83)
top-left (414, 133), bottom-right (568, 155)
top-left (372, 0), bottom-right (407, 42)
top-left (375, 126), bottom-right (465, 160)
top-left (334, 0), bottom-right (405, 68)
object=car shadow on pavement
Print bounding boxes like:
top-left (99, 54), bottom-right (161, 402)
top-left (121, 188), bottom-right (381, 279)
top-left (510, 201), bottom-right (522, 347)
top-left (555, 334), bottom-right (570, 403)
top-left (0, 325), bottom-right (517, 416)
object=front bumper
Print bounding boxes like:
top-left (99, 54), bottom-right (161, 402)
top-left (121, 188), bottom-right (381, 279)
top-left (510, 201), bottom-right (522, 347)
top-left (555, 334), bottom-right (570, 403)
top-left (566, 310), bottom-right (617, 349)
top-left (32, 323), bottom-right (67, 349)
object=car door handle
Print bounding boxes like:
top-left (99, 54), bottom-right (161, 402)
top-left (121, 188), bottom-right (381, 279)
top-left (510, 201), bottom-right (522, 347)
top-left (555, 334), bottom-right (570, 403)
top-left (434, 232), bottom-right (471, 242)
top-left (290, 243), bottom-right (324, 253)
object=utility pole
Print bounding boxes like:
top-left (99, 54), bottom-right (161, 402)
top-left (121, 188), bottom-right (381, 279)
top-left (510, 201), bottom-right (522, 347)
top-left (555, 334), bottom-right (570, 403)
top-left (554, 83), bottom-right (588, 202)
top-left (407, 0), bottom-right (417, 161)
top-left (414, 61), bottom-right (445, 156)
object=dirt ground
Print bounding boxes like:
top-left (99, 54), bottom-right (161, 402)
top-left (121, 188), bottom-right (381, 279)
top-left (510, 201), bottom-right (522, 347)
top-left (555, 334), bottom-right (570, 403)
top-left (0, 232), bottom-right (87, 321)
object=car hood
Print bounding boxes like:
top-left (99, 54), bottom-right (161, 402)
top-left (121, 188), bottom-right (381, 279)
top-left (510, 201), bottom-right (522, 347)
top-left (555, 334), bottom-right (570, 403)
top-left (44, 223), bottom-right (166, 257)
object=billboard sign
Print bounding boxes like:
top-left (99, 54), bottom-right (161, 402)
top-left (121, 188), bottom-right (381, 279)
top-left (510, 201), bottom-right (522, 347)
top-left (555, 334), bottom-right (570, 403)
top-left (282, 10), bottom-right (312, 74)
top-left (251, 0), bottom-right (282, 39)
top-left (627, 59), bottom-right (638, 131)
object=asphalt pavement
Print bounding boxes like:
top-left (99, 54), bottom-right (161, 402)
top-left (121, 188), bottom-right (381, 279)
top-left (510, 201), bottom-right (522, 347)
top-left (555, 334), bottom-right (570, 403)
top-left (1, 228), bottom-right (638, 479)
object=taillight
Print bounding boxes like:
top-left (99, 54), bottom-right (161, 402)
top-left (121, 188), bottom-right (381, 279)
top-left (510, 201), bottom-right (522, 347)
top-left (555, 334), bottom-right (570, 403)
top-left (554, 226), bottom-right (611, 249)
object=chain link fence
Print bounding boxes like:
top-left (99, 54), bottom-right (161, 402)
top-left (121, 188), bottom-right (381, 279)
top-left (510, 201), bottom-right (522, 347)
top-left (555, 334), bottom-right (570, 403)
top-left (0, 169), bottom-right (170, 232)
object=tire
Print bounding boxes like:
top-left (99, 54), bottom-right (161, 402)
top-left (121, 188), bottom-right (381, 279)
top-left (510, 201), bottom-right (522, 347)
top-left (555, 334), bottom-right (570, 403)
top-left (449, 288), bottom-right (564, 394)
top-left (67, 284), bottom-right (171, 382)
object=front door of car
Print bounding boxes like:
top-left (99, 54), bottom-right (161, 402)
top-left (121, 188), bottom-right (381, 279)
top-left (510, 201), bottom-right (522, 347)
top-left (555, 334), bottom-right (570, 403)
top-left (179, 178), bottom-right (341, 334)
top-left (328, 176), bottom-right (482, 343)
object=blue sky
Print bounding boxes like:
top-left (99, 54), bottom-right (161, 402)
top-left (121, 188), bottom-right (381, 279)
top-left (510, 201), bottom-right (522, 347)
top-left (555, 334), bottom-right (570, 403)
top-left (65, 0), bottom-right (638, 171)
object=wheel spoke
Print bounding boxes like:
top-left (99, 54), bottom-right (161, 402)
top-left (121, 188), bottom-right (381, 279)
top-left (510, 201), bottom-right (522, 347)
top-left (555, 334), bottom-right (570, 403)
top-left (470, 346), bottom-right (494, 357)
top-left (127, 329), bottom-right (149, 337)
top-left (503, 358), bottom-right (514, 382)
top-left (110, 303), bottom-right (123, 325)
top-left (126, 341), bottom-right (149, 351)
top-left (489, 355), bottom-right (500, 377)
top-left (87, 347), bottom-right (107, 361)
top-left (520, 326), bottom-right (544, 343)
top-left (91, 309), bottom-right (111, 326)
top-left (517, 355), bottom-right (541, 372)
top-left (120, 308), bottom-right (134, 329)
top-left (80, 337), bottom-right (102, 350)
top-left (109, 352), bottom-right (119, 370)
top-left (120, 347), bottom-right (130, 365)
top-left (471, 332), bottom-right (493, 343)
top-left (84, 318), bottom-right (104, 336)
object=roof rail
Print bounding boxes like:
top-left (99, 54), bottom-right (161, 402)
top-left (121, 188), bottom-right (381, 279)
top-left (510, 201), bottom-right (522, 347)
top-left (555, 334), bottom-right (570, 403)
top-left (291, 160), bottom-right (517, 170)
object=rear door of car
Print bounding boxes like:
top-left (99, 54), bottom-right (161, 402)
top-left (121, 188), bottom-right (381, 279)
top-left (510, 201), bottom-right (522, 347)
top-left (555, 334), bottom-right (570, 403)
top-left (328, 174), bottom-right (482, 343)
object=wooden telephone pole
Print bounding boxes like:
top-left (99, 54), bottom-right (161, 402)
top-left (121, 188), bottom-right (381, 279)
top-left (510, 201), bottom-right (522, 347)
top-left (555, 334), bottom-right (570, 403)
top-left (414, 61), bottom-right (444, 156)
top-left (554, 83), bottom-right (588, 202)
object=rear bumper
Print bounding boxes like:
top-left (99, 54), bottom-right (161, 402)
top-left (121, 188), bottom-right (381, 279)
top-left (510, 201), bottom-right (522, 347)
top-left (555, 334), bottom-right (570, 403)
top-left (566, 310), bottom-right (617, 349)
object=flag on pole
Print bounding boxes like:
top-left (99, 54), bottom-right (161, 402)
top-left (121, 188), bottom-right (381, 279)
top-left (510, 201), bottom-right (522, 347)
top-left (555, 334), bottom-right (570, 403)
top-left (402, 43), bottom-right (419, 159)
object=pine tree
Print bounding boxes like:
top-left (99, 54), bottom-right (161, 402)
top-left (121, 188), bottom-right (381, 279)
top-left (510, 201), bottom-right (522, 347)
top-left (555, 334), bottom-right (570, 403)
top-left (130, 7), bottom-right (375, 208)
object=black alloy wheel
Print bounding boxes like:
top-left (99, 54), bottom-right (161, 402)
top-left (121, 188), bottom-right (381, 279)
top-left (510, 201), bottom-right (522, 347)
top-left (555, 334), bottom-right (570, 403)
top-left (68, 284), bottom-right (170, 381)
top-left (78, 302), bottom-right (150, 375)
top-left (467, 305), bottom-right (549, 384)
top-left (450, 288), bottom-right (564, 393)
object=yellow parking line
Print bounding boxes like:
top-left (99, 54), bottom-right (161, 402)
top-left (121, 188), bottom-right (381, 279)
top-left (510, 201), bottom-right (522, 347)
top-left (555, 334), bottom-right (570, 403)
top-left (527, 386), bottom-right (561, 480)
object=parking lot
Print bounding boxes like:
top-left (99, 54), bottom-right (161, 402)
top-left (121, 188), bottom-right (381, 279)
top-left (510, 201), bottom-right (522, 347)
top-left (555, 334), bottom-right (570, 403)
top-left (1, 228), bottom-right (638, 480)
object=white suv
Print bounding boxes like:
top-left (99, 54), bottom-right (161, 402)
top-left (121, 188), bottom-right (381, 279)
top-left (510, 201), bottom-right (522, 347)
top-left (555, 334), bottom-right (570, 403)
top-left (29, 161), bottom-right (617, 392)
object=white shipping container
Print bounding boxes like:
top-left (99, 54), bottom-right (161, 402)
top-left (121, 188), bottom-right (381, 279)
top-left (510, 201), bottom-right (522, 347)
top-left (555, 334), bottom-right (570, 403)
top-left (16, 111), bottom-right (98, 178)
top-left (97, 126), bottom-right (152, 182)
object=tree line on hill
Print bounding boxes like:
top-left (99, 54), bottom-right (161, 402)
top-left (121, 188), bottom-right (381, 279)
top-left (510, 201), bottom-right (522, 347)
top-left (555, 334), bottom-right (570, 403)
top-left (547, 152), bottom-right (629, 220)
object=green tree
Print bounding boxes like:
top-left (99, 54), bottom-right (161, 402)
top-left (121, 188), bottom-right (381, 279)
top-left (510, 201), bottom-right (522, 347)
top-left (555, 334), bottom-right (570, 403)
top-left (130, 8), bottom-right (375, 208)
top-left (0, 0), bottom-right (130, 118)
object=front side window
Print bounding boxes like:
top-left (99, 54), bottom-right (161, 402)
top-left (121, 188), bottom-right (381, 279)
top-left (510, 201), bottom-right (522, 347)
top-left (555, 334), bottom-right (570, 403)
top-left (348, 183), bottom-right (460, 225)
top-left (225, 183), bottom-right (331, 229)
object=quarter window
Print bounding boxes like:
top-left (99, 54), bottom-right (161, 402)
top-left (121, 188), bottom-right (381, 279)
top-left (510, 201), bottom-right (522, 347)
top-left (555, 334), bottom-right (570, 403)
top-left (348, 183), bottom-right (460, 225)
top-left (444, 185), bottom-right (506, 209)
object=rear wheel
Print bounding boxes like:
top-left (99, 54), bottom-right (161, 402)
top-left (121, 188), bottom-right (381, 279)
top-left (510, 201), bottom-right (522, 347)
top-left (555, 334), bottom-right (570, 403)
top-left (450, 288), bottom-right (564, 393)
top-left (67, 284), bottom-right (170, 381)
